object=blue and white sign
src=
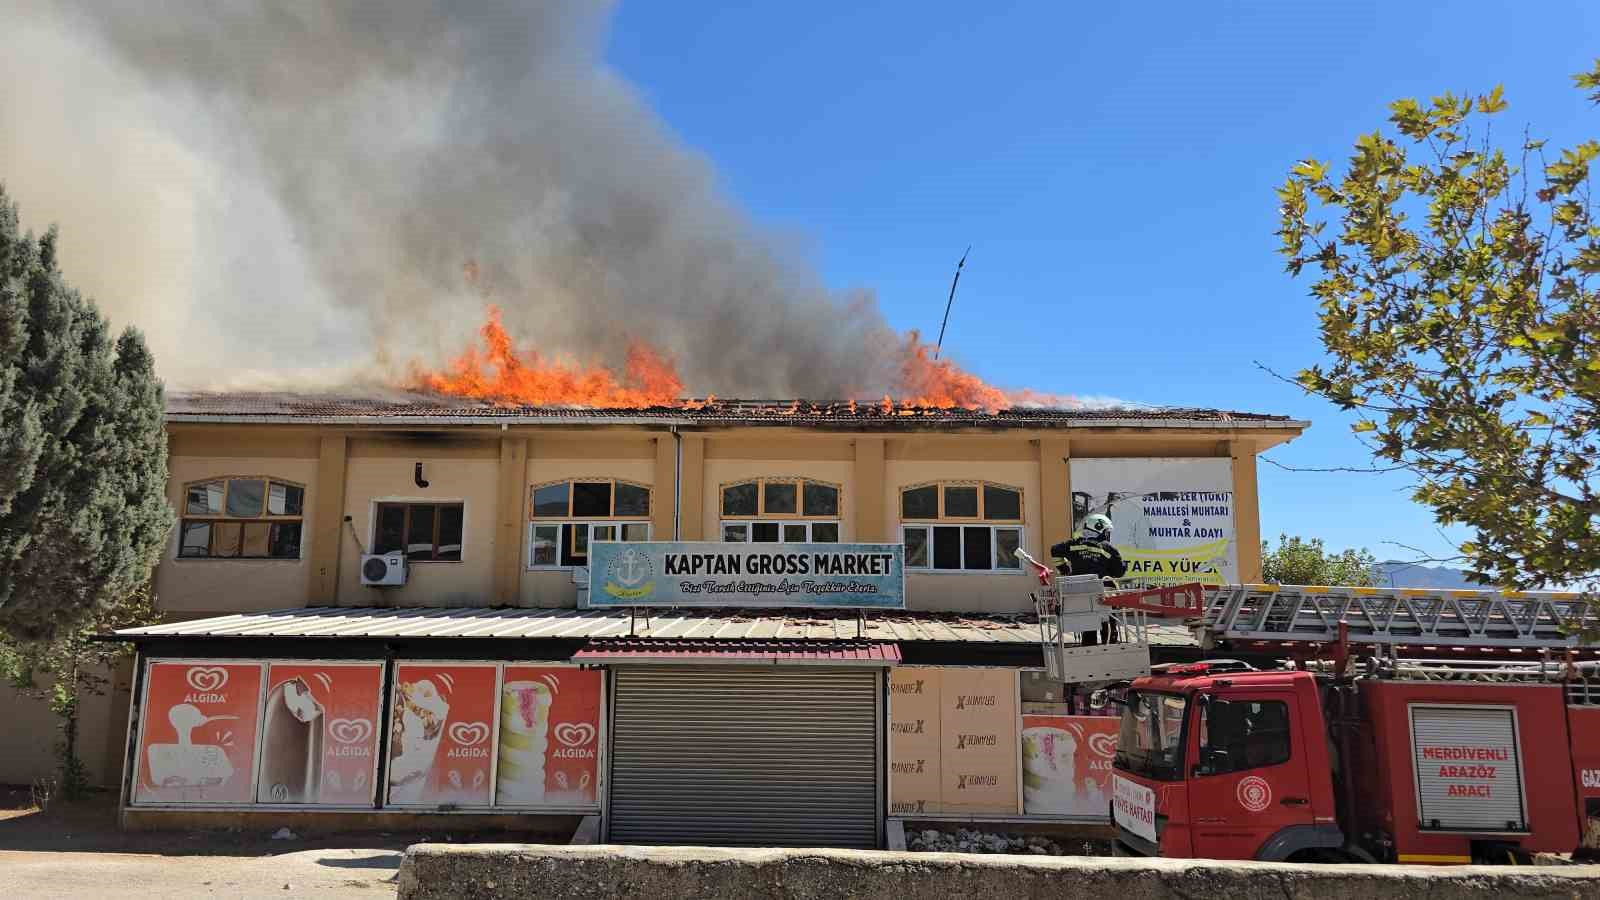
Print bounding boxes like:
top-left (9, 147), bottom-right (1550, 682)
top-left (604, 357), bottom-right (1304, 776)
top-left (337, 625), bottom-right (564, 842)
top-left (587, 541), bottom-right (905, 609)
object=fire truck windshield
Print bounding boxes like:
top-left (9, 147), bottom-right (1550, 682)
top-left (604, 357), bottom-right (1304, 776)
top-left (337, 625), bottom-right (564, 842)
top-left (1115, 690), bottom-right (1188, 781)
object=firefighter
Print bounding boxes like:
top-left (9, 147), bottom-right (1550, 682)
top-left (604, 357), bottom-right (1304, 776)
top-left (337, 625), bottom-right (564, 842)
top-left (1051, 514), bottom-right (1127, 646)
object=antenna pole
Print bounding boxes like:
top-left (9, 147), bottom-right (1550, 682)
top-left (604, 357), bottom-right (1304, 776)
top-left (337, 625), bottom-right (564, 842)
top-left (933, 246), bottom-right (970, 360)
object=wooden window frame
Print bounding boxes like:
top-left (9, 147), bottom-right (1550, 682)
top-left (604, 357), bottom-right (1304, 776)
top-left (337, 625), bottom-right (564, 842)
top-left (527, 520), bottom-right (651, 570)
top-left (719, 477), bottom-right (842, 520)
top-left (373, 501), bottom-right (466, 563)
top-left (901, 523), bottom-right (1024, 574)
top-left (899, 480), bottom-right (1024, 523)
top-left (177, 476), bottom-right (306, 561)
top-left (529, 478), bottom-right (652, 520)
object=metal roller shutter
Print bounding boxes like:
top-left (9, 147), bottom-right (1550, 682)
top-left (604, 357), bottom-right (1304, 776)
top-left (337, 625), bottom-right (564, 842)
top-left (608, 666), bottom-right (881, 848)
top-left (1410, 705), bottom-right (1527, 832)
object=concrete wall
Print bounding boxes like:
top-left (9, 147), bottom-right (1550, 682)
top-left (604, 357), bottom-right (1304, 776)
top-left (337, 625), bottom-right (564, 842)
top-left (398, 844), bottom-right (1600, 900)
top-left (0, 660), bottom-right (132, 789)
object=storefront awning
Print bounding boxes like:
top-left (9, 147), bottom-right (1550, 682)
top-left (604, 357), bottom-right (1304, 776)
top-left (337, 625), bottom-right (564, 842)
top-left (572, 639), bottom-right (901, 666)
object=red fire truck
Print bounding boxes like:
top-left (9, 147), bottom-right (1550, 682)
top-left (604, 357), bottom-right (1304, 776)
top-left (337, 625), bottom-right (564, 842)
top-left (1105, 583), bottom-right (1600, 864)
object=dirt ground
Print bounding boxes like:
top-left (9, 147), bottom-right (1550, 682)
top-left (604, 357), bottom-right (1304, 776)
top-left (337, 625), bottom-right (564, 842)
top-left (0, 786), bottom-right (455, 899)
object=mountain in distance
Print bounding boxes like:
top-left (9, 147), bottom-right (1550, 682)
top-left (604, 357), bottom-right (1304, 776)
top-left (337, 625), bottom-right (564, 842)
top-left (1373, 560), bottom-right (1479, 590)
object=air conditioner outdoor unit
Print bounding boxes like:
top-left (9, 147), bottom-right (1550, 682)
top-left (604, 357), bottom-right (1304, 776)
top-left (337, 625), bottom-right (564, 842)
top-left (361, 551), bottom-right (407, 587)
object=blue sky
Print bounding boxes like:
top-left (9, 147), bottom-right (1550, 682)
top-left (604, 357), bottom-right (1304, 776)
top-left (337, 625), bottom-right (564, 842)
top-left (604, 1), bottom-right (1600, 566)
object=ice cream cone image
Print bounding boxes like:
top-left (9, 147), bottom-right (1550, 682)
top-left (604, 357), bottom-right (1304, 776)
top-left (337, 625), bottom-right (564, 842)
top-left (258, 676), bottom-right (325, 803)
top-left (495, 680), bottom-right (552, 804)
top-left (1022, 726), bottom-right (1077, 814)
top-left (388, 678), bottom-right (449, 803)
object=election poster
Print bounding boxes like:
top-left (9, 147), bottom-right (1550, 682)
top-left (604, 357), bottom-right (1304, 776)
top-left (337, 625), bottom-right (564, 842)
top-left (386, 662), bottom-right (499, 807)
top-left (258, 662), bottom-right (384, 805)
top-left (133, 661), bottom-right (265, 805)
top-left (1021, 715), bottom-right (1119, 818)
top-left (496, 666), bottom-right (604, 809)
top-left (1069, 458), bottom-right (1237, 585)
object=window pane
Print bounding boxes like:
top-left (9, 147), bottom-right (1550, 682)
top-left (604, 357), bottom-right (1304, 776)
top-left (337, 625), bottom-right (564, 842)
top-left (722, 523), bottom-right (748, 542)
top-left (983, 485), bottom-right (1021, 521)
top-left (763, 481), bottom-right (797, 515)
top-left (269, 522), bottom-right (302, 559)
top-left (179, 521), bottom-right (212, 557)
top-left (964, 526), bottom-right (993, 570)
top-left (903, 527), bottom-right (929, 567)
top-left (572, 482), bottom-right (612, 517)
top-left (560, 523), bottom-right (588, 566)
top-left (225, 479), bottom-right (265, 517)
top-left (995, 528), bottom-right (1022, 568)
top-left (533, 482), bottom-right (570, 517)
top-left (406, 505), bottom-right (436, 561)
top-left (437, 504), bottom-right (464, 561)
top-left (945, 485), bottom-right (978, 518)
top-left (212, 522), bottom-right (243, 558)
top-left (783, 523), bottom-right (808, 543)
top-left (722, 482), bottom-right (758, 516)
top-left (901, 485), bottom-right (937, 520)
top-left (752, 522), bottom-right (780, 543)
top-left (531, 524), bottom-right (559, 566)
top-left (811, 522), bottom-right (839, 543)
top-left (186, 481), bottom-right (224, 515)
top-left (374, 505), bottom-right (406, 555)
top-left (241, 522), bottom-right (271, 557)
top-left (622, 523), bottom-right (650, 541)
top-left (1202, 700), bottom-right (1291, 774)
top-left (615, 483), bottom-right (650, 517)
top-left (932, 526), bottom-right (962, 570)
top-left (268, 482), bottom-right (304, 517)
top-left (803, 482), bottom-right (838, 517)
top-left (592, 524), bottom-right (617, 542)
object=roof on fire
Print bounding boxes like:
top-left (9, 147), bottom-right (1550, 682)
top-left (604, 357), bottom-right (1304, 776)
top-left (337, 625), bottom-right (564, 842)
top-left (109, 605), bottom-right (1201, 647)
top-left (166, 391), bottom-right (1308, 431)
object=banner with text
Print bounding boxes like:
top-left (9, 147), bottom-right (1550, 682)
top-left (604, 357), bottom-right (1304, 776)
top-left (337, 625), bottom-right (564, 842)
top-left (589, 541), bottom-right (904, 609)
top-left (1021, 715), bottom-right (1119, 817)
top-left (133, 661), bottom-right (265, 805)
top-left (495, 666), bottom-right (603, 810)
top-left (386, 663), bottom-right (499, 807)
top-left (259, 662), bottom-right (383, 805)
top-left (1070, 458), bottom-right (1237, 585)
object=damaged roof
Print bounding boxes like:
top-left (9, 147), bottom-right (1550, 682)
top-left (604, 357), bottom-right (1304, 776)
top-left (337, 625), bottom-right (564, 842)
top-left (167, 391), bottom-right (1307, 430)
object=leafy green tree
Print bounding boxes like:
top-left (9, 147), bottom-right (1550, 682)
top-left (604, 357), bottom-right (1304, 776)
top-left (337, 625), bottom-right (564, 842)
top-left (1277, 63), bottom-right (1600, 590)
top-left (0, 183), bottom-right (174, 642)
top-left (1261, 534), bottom-right (1379, 587)
top-left (0, 584), bottom-right (158, 798)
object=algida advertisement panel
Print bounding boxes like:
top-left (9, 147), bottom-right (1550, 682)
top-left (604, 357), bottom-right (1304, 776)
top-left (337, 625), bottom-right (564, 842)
top-left (495, 666), bottom-right (603, 808)
top-left (133, 661), bottom-right (266, 805)
top-left (386, 663), bottom-right (499, 807)
top-left (258, 662), bottom-right (384, 805)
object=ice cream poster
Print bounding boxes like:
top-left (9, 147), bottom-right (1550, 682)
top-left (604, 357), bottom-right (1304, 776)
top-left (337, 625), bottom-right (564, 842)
top-left (1021, 715), bottom-right (1119, 818)
top-left (258, 663), bottom-right (383, 805)
top-left (386, 663), bottom-right (498, 807)
top-left (495, 666), bottom-right (603, 808)
top-left (133, 661), bottom-right (265, 805)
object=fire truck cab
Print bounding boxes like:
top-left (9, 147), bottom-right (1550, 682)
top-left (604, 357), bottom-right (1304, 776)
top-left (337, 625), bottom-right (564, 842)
top-left (1110, 662), bottom-right (1599, 864)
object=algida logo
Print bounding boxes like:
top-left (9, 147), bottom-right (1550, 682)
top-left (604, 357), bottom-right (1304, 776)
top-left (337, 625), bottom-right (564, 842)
top-left (603, 547), bottom-right (655, 600)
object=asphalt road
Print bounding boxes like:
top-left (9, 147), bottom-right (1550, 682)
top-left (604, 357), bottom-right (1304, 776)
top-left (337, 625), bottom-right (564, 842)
top-left (0, 846), bottom-right (402, 899)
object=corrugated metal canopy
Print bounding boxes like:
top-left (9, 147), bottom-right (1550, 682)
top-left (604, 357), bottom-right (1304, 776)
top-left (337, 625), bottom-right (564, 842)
top-left (573, 639), bottom-right (901, 665)
top-left (109, 605), bottom-right (1198, 646)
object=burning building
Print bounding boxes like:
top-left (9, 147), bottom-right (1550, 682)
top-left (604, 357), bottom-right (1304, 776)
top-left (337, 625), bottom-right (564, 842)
top-left (0, 389), bottom-right (1308, 847)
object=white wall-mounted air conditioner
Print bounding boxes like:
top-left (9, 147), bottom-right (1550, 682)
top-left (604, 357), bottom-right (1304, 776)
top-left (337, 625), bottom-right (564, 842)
top-left (361, 551), bottom-right (407, 587)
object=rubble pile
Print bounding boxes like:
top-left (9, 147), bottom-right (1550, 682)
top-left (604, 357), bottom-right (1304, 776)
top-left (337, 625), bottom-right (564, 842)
top-left (905, 827), bottom-right (1109, 856)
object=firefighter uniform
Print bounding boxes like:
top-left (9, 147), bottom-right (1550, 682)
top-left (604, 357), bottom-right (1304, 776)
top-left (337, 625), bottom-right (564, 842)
top-left (1051, 534), bottom-right (1128, 647)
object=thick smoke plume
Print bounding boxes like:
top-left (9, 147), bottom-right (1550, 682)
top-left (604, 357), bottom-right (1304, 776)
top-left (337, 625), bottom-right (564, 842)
top-left (1, 3), bottom-right (1116, 407)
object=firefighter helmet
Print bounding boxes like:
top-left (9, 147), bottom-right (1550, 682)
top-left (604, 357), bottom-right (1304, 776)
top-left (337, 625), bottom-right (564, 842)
top-left (1082, 513), bottom-right (1113, 541)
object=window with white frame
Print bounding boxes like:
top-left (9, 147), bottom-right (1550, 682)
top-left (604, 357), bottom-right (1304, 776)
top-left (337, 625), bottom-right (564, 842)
top-left (527, 478), bottom-right (651, 568)
top-left (900, 481), bottom-right (1023, 572)
top-left (720, 477), bottom-right (840, 543)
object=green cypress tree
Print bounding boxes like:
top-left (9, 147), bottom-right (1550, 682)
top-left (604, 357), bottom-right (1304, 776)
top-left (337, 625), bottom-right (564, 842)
top-left (0, 184), bottom-right (174, 642)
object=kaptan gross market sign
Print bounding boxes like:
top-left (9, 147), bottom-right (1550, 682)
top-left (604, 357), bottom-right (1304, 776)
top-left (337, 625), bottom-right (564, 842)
top-left (588, 541), bottom-right (905, 609)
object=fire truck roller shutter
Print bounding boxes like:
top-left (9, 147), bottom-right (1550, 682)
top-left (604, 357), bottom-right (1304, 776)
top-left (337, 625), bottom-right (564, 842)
top-left (1410, 706), bottom-right (1527, 832)
top-left (608, 666), bottom-right (881, 848)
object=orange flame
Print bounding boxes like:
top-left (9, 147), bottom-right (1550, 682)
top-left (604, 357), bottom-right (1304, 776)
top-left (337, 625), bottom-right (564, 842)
top-left (415, 305), bottom-right (683, 407)
top-left (893, 330), bottom-right (1008, 412)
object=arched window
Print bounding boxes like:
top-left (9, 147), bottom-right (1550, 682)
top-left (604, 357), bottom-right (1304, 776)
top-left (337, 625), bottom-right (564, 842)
top-left (720, 477), bottom-right (841, 543)
top-left (178, 476), bottom-right (305, 559)
top-left (899, 481), bottom-right (1022, 572)
top-left (528, 478), bottom-right (651, 568)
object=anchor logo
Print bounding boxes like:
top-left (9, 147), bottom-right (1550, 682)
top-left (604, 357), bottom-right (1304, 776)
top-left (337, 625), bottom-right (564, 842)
top-left (604, 547), bottom-right (655, 600)
top-left (615, 549), bottom-right (649, 587)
